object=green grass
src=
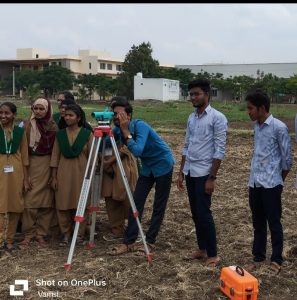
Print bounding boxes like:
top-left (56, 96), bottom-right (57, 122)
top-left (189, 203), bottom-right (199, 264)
top-left (10, 100), bottom-right (297, 128)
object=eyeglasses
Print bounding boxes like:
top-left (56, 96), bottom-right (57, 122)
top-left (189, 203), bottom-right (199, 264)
top-left (57, 99), bottom-right (63, 101)
top-left (189, 92), bottom-right (204, 97)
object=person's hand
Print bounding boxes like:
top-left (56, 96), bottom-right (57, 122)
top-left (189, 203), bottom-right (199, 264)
top-left (177, 173), bottom-right (185, 191)
top-left (51, 178), bottom-right (58, 191)
top-left (205, 179), bottom-right (215, 195)
top-left (23, 178), bottom-right (30, 193)
top-left (103, 158), bottom-right (113, 172)
top-left (118, 112), bottom-right (129, 132)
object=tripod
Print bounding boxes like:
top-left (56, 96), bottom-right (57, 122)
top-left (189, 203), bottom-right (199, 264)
top-left (64, 121), bottom-right (152, 270)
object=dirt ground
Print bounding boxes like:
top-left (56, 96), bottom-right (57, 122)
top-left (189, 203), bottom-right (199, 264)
top-left (0, 128), bottom-right (296, 300)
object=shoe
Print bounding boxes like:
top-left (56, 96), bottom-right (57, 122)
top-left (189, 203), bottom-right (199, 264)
top-left (36, 237), bottom-right (48, 248)
top-left (59, 236), bottom-right (70, 247)
top-left (103, 233), bottom-right (123, 242)
top-left (107, 243), bottom-right (135, 256)
top-left (18, 239), bottom-right (31, 250)
top-left (205, 256), bottom-right (221, 268)
top-left (266, 261), bottom-right (281, 275)
top-left (135, 235), bottom-right (142, 243)
top-left (183, 249), bottom-right (207, 261)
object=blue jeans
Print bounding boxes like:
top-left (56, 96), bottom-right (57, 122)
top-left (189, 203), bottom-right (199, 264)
top-left (124, 169), bottom-right (173, 245)
top-left (249, 185), bottom-right (283, 265)
top-left (185, 174), bottom-right (217, 257)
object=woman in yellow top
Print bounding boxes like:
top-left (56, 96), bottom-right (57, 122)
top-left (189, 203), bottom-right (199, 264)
top-left (0, 102), bottom-right (29, 253)
top-left (50, 104), bottom-right (93, 246)
top-left (19, 98), bottom-right (58, 249)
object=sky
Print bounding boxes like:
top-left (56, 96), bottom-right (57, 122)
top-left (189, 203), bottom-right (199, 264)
top-left (1, 3), bottom-right (297, 66)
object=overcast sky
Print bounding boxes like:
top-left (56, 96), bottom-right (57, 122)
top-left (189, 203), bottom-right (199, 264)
top-left (1, 3), bottom-right (297, 65)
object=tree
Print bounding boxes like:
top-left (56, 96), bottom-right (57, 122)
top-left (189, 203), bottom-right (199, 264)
top-left (117, 42), bottom-right (160, 99)
top-left (39, 65), bottom-right (75, 97)
top-left (76, 74), bottom-right (99, 100)
top-left (0, 69), bottom-right (40, 93)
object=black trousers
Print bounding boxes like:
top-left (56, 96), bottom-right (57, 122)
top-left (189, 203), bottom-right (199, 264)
top-left (185, 174), bottom-right (217, 257)
top-left (249, 185), bottom-right (283, 265)
top-left (124, 168), bottom-right (173, 245)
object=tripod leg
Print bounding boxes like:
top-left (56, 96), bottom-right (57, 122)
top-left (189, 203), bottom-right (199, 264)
top-left (65, 136), bottom-right (102, 270)
top-left (109, 136), bottom-right (153, 263)
top-left (87, 138), bottom-right (106, 249)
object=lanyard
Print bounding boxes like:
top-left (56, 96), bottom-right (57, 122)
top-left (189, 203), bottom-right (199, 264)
top-left (3, 127), bottom-right (13, 156)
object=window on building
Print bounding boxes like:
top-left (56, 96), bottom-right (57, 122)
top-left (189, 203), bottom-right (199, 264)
top-left (116, 64), bottom-right (122, 71)
top-left (89, 62), bottom-right (92, 69)
top-left (100, 63), bottom-right (106, 70)
top-left (58, 62), bottom-right (62, 66)
top-left (36, 54), bottom-right (39, 58)
top-left (33, 65), bottom-right (38, 71)
top-left (51, 62), bottom-right (57, 66)
top-left (43, 63), bottom-right (49, 69)
top-left (107, 63), bottom-right (112, 70)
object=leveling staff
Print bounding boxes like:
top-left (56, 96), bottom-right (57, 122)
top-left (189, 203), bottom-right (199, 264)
top-left (107, 97), bottom-right (175, 256)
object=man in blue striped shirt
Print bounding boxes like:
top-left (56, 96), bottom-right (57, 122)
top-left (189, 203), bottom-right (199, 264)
top-left (177, 79), bottom-right (228, 268)
top-left (246, 90), bottom-right (292, 274)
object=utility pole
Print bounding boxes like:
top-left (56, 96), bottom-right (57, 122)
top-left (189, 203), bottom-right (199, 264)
top-left (12, 66), bottom-right (15, 97)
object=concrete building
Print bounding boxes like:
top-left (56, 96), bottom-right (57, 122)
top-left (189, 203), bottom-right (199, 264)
top-left (176, 62), bottom-right (297, 79)
top-left (0, 48), bottom-right (124, 82)
top-left (0, 48), bottom-right (175, 82)
top-left (134, 72), bottom-right (180, 101)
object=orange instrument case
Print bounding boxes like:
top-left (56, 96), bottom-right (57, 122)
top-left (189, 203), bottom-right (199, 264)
top-left (219, 266), bottom-right (259, 300)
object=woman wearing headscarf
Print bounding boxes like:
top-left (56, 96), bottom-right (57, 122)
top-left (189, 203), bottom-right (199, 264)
top-left (50, 104), bottom-right (93, 246)
top-left (19, 97), bottom-right (58, 249)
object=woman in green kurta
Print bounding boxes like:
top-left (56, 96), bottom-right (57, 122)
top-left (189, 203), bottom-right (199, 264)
top-left (50, 104), bottom-right (93, 246)
top-left (0, 102), bottom-right (29, 252)
top-left (19, 98), bottom-right (57, 249)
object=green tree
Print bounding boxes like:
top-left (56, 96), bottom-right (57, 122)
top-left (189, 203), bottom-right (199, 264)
top-left (39, 65), bottom-right (75, 97)
top-left (0, 69), bottom-right (40, 94)
top-left (76, 74), bottom-right (99, 100)
top-left (118, 42), bottom-right (160, 99)
top-left (96, 75), bottom-right (115, 100)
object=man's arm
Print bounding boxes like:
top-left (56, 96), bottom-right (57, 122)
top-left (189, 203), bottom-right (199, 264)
top-left (205, 114), bottom-right (228, 195)
top-left (277, 126), bottom-right (292, 182)
top-left (177, 155), bottom-right (186, 191)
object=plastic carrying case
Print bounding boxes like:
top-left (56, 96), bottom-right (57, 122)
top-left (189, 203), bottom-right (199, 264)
top-left (219, 266), bottom-right (259, 300)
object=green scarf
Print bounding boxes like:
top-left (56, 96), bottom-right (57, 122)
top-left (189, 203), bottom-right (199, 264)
top-left (53, 112), bottom-right (61, 125)
top-left (0, 126), bottom-right (24, 154)
top-left (56, 127), bottom-right (91, 158)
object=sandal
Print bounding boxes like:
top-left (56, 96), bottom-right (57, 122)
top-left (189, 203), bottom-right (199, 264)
top-left (76, 236), bottom-right (86, 246)
top-left (59, 236), bottom-right (70, 247)
top-left (18, 239), bottom-right (31, 250)
top-left (36, 237), bottom-right (48, 248)
top-left (134, 243), bottom-right (154, 257)
top-left (205, 256), bottom-right (220, 268)
top-left (183, 249), bottom-right (207, 261)
top-left (5, 243), bottom-right (19, 253)
top-left (108, 243), bottom-right (134, 256)
top-left (267, 261), bottom-right (281, 275)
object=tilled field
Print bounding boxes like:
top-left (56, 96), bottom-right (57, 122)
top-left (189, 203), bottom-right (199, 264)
top-left (0, 131), bottom-right (296, 300)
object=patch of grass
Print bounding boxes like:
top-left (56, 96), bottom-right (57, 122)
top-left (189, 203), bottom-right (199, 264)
top-left (9, 100), bottom-right (297, 128)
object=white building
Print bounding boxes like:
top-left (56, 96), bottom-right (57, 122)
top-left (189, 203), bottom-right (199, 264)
top-left (176, 62), bottom-right (297, 79)
top-left (134, 73), bottom-right (180, 102)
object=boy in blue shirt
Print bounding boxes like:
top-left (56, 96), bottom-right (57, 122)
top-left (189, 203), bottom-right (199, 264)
top-left (108, 98), bottom-right (175, 256)
top-left (245, 90), bottom-right (292, 274)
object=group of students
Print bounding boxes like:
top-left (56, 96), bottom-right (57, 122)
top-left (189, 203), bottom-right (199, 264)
top-left (0, 92), bottom-right (95, 252)
top-left (0, 92), bottom-right (175, 259)
top-left (0, 82), bottom-right (296, 276)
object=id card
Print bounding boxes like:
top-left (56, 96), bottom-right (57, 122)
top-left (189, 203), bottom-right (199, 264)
top-left (3, 165), bottom-right (14, 173)
top-left (105, 148), bottom-right (113, 157)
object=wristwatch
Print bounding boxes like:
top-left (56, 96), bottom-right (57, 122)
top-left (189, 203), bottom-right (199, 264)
top-left (125, 134), bottom-right (133, 140)
top-left (208, 175), bottom-right (217, 181)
